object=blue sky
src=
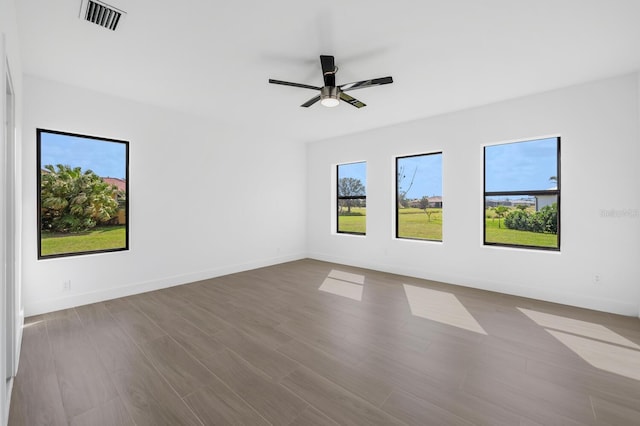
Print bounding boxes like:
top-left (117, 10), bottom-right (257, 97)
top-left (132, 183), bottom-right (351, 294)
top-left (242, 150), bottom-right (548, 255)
top-left (341, 137), bottom-right (556, 197)
top-left (398, 153), bottom-right (443, 198)
top-left (485, 137), bottom-right (558, 192)
top-left (40, 131), bottom-right (127, 179)
top-left (338, 161), bottom-right (367, 186)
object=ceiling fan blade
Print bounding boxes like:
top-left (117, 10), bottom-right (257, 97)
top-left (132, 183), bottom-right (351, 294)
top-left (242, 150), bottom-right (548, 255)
top-left (301, 95), bottom-right (321, 107)
top-left (320, 55), bottom-right (336, 87)
top-left (340, 76), bottom-right (393, 92)
top-left (339, 92), bottom-right (366, 108)
top-left (320, 55), bottom-right (335, 75)
top-left (269, 79), bottom-right (321, 91)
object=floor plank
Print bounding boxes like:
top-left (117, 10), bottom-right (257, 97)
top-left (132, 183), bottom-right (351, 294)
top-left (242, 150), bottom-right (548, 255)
top-left (110, 354), bottom-right (203, 426)
top-left (359, 353), bottom-right (521, 425)
top-left (8, 373), bottom-right (68, 426)
top-left (112, 308), bottom-right (167, 343)
top-left (590, 395), bottom-right (640, 425)
top-left (183, 376), bottom-right (270, 425)
top-left (139, 335), bottom-right (217, 397)
top-left (288, 406), bottom-right (340, 426)
top-left (69, 397), bottom-right (135, 426)
top-left (46, 316), bottom-right (118, 418)
top-left (8, 321), bottom-right (67, 426)
top-left (146, 313), bottom-right (226, 361)
top-left (381, 389), bottom-right (474, 426)
top-left (214, 326), bottom-right (299, 380)
top-left (199, 348), bottom-right (308, 425)
top-left (281, 366), bottom-right (403, 426)
top-left (278, 338), bottom-right (393, 406)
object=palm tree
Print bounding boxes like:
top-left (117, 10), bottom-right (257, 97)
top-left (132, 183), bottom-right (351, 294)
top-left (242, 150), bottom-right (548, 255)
top-left (41, 164), bottom-right (119, 232)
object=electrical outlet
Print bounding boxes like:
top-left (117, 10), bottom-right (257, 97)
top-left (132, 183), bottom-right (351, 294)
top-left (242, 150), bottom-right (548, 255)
top-left (63, 280), bottom-right (71, 292)
top-left (593, 274), bottom-right (601, 284)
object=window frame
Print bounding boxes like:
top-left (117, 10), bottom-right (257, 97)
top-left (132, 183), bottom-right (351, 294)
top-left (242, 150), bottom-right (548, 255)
top-left (395, 151), bottom-right (443, 242)
top-left (336, 161), bottom-right (367, 236)
top-left (483, 136), bottom-right (560, 251)
top-left (37, 128), bottom-right (130, 259)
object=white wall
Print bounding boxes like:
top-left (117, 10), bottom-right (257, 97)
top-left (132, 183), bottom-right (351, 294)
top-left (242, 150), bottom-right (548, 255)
top-left (307, 73), bottom-right (640, 316)
top-left (22, 76), bottom-right (307, 316)
top-left (1, 0), bottom-right (23, 423)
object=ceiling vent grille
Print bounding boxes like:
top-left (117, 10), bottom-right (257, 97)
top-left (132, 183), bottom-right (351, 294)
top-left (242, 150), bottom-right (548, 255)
top-left (80, 0), bottom-right (126, 31)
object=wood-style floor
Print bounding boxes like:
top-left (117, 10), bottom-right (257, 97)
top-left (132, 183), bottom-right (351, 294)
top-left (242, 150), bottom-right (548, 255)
top-left (8, 259), bottom-right (640, 425)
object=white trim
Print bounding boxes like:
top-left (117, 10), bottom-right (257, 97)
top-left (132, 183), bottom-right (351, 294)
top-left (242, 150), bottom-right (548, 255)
top-left (0, 33), bottom-right (7, 426)
top-left (0, 32), bottom-right (18, 426)
top-left (4, 57), bottom-right (17, 379)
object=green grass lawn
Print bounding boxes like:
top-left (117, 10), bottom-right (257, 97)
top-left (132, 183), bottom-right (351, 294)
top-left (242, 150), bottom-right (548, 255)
top-left (41, 225), bottom-right (127, 256)
top-left (485, 217), bottom-right (557, 248)
top-left (337, 207), bottom-right (443, 239)
top-left (337, 206), bottom-right (555, 248)
top-left (397, 208), bottom-right (442, 241)
top-left (338, 207), bottom-right (366, 234)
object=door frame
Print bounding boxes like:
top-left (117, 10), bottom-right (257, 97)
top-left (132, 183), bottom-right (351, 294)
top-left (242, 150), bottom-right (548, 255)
top-left (1, 33), bottom-right (18, 424)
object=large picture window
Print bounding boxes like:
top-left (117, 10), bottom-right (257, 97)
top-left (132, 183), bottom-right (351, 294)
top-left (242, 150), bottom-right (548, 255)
top-left (37, 129), bottom-right (129, 259)
top-left (396, 152), bottom-right (443, 241)
top-left (337, 162), bottom-right (366, 235)
top-left (484, 137), bottom-right (560, 250)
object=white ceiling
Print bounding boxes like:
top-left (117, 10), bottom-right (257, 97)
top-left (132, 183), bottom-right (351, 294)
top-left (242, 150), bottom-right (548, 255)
top-left (16, 0), bottom-right (640, 143)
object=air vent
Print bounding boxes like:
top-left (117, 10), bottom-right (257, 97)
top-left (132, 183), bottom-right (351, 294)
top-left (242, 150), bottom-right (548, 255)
top-left (79, 0), bottom-right (126, 31)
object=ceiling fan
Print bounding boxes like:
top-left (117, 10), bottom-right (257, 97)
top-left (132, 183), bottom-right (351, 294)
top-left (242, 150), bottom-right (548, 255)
top-left (268, 55), bottom-right (393, 108)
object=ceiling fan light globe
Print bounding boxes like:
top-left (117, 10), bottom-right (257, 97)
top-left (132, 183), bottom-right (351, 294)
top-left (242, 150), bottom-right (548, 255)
top-left (321, 97), bottom-right (340, 107)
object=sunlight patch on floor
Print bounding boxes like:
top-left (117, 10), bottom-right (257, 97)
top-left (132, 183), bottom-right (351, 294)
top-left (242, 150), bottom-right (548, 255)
top-left (547, 330), bottom-right (640, 381)
top-left (518, 308), bottom-right (640, 349)
top-left (318, 270), bottom-right (365, 301)
top-left (328, 269), bottom-right (365, 285)
top-left (519, 308), bottom-right (640, 381)
top-left (403, 285), bottom-right (487, 335)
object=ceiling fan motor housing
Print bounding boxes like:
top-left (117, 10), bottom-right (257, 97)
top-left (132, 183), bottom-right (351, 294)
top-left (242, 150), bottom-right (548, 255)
top-left (321, 86), bottom-right (340, 101)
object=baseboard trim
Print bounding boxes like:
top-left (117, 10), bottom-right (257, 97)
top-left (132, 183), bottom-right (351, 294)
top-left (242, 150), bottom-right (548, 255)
top-left (24, 253), bottom-right (305, 316)
top-left (307, 252), bottom-right (639, 317)
top-left (24, 252), bottom-right (638, 318)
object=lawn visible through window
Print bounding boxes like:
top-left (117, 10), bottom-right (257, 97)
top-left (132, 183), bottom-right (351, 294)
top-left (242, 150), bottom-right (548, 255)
top-left (337, 162), bottom-right (366, 235)
top-left (396, 153), bottom-right (443, 241)
top-left (484, 137), bottom-right (559, 250)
